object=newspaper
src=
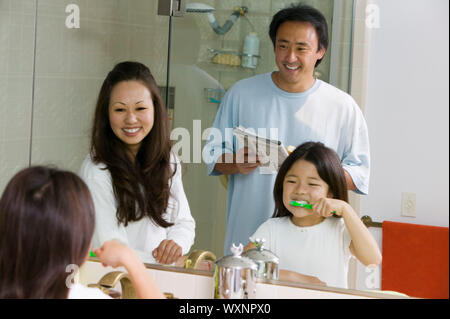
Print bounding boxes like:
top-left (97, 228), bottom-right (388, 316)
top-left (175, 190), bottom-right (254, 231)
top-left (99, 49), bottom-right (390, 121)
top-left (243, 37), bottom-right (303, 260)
top-left (232, 126), bottom-right (289, 174)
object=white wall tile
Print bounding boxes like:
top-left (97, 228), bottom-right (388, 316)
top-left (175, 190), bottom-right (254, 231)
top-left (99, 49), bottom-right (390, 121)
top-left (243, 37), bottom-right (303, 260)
top-left (23, 0), bottom-right (170, 174)
top-left (0, 3), bottom-right (35, 193)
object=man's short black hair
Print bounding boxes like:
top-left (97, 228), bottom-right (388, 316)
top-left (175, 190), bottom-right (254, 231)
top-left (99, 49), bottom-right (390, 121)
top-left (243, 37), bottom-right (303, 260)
top-left (269, 3), bottom-right (329, 67)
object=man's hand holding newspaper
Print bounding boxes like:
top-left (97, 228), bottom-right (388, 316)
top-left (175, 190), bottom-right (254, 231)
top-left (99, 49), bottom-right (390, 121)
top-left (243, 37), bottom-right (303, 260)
top-left (232, 126), bottom-right (289, 174)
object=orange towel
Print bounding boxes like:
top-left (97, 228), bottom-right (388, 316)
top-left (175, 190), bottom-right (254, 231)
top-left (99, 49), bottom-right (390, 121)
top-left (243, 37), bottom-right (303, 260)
top-left (382, 221), bottom-right (449, 299)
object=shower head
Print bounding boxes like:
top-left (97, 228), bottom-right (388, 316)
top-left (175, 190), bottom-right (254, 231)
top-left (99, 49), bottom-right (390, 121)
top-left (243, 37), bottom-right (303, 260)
top-left (186, 3), bottom-right (215, 13)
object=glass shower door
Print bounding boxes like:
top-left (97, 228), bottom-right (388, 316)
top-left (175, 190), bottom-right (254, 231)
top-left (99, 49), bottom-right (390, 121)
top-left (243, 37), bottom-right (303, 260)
top-left (167, 12), bottom-right (229, 257)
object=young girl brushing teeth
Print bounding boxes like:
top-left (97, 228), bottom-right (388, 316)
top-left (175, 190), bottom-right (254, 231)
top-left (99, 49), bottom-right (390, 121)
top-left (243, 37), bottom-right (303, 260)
top-left (245, 142), bottom-right (381, 288)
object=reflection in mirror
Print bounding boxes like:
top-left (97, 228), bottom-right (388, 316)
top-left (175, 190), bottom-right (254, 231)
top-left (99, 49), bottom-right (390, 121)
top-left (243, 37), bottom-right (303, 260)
top-left (1, 0), bottom-right (447, 299)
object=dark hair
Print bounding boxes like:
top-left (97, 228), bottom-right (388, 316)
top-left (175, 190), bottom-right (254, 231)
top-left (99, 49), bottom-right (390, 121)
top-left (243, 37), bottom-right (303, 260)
top-left (0, 166), bottom-right (95, 298)
top-left (269, 3), bottom-right (329, 67)
top-left (273, 142), bottom-right (348, 218)
top-left (91, 61), bottom-right (174, 228)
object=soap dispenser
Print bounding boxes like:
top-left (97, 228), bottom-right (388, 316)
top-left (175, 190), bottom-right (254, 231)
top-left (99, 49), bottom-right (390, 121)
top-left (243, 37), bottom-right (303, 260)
top-left (241, 32), bottom-right (260, 69)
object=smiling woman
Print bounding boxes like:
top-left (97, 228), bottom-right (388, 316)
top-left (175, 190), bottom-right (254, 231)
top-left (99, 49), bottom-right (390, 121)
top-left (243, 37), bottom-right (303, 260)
top-left (78, 61), bottom-right (196, 266)
top-left (108, 81), bottom-right (155, 157)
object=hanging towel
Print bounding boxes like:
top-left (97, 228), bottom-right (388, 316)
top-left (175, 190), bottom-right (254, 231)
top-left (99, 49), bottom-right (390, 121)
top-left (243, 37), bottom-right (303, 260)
top-left (382, 221), bottom-right (449, 299)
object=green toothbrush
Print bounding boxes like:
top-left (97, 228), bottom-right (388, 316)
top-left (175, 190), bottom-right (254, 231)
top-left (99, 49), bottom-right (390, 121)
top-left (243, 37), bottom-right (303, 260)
top-left (290, 200), bottom-right (336, 215)
top-left (290, 200), bottom-right (312, 209)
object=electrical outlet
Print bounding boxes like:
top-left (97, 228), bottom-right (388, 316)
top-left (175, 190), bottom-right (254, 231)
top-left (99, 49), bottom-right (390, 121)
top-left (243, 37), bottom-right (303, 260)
top-left (401, 192), bottom-right (416, 217)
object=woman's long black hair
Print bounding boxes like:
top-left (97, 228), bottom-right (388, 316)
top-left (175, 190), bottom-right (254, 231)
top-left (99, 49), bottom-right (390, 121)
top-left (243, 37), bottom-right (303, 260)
top-left (91, 61), bottom-right (174, 227)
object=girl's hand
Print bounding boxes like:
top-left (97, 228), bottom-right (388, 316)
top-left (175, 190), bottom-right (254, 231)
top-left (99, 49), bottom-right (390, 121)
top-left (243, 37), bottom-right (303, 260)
top-left (96, 241), bottom-right (166, 299)
top-left (311, 198), bottom-right (349, 218)
top-left (152, 239), bottom-right (182, 265)
top-left (93, 240), bottom-right (133, 268)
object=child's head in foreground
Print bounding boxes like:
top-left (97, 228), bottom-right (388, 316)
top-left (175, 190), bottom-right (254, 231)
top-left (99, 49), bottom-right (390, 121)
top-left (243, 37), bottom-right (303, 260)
top-left (0, 166), bottom-right (95, 298)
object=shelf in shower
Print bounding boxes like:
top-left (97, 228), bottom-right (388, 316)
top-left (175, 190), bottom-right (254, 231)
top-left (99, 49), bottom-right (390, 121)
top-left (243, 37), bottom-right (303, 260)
top-left (198, 62), bottom-right (257, 74)
top-left (207, 48), bottom-right (261, 68)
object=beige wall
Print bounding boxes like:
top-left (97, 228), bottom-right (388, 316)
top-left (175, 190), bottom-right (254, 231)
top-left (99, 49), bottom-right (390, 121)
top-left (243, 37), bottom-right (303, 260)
top-left (356, 0), bottom-right (449, 291)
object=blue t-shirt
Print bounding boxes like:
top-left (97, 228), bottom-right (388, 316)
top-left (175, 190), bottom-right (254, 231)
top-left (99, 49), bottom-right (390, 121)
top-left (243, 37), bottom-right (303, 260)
top-left (203, 73), bottom-right (370, 253)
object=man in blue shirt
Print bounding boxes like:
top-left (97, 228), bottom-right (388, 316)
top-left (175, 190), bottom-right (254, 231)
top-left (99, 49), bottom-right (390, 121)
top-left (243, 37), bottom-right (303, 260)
top-left (203, 4), bottom-right (370, 253)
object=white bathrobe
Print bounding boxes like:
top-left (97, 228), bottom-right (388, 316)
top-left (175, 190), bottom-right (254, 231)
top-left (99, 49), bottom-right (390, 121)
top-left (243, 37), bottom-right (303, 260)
top-left (79, 153), bottom-right (195, 264)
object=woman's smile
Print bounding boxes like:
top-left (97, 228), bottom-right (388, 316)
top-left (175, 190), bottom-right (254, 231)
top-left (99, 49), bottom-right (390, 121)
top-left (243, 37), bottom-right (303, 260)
top-left (122, 127), bottom-right (142, 136)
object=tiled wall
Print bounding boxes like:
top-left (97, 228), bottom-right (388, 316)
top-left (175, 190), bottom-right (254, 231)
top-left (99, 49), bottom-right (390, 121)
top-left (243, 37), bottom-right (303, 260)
top-left (0, 0), bottom-right (35, 192)
top-left (31, 0), bottom-right (169, 171)
top-left (0, 0), bottom-right (171, 192)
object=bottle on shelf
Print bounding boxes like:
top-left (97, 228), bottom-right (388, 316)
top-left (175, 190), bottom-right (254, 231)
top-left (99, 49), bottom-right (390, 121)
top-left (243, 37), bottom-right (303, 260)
top-left (241, 32), bottom-right (260, 69)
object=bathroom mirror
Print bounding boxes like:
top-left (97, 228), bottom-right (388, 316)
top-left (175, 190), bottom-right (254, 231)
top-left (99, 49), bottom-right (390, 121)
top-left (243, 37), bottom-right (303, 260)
top-left (0, 0), bottom-right (447, 298)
